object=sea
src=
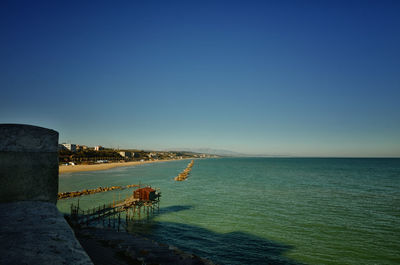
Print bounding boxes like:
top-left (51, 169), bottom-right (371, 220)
top-left (57, 158), bottom-right (400, 265)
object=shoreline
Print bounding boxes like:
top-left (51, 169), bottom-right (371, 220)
top-left (59, 159), bottom-right (185, 174)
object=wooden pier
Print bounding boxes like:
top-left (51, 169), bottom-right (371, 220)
top-left (69, 186), bottom-right (161, 230)
top-left (174, 160), bottom-right (194, 181)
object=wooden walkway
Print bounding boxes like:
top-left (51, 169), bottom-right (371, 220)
top-left (69, 187), bottom-right (161, 230)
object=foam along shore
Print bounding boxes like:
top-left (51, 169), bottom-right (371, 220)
top-left (59, 159), bottom-right (183, 174)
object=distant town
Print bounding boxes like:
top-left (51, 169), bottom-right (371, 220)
top-left (59, 143), bottom-right (218, 165)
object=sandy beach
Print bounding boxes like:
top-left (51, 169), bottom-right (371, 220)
top-left (59, 159), bottom-right (181, 174)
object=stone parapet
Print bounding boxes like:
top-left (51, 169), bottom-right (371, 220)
top-left (0, 201), bottom-right (93, 265)
top-left (0, 124), bottom-right (59, 203)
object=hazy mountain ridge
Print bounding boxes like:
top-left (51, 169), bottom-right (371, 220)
top-left (165, 148), bottom-right (248, 157)
top-left (165, 148), bottom-right (293, 157)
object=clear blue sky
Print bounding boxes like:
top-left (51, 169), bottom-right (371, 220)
top-left (1, 0), bottom-right (399, 157)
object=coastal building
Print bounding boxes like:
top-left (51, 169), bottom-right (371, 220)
top-left (134, 187), bottom-right (157, 201)
top-left (148, 152), bottom-right (158, 159)
top-left (62, 143), bottom-right (76, 152)
top-left (94, 146), bottom-right (103, 151)
top-left (119, 151), bottom-right (133, 158)
top-left (75, 145), bottom-right (88, 151)
top-left (58, 144), bottom-right (68, 151)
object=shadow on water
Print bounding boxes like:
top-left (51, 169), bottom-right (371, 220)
top-left (129, 205), bottom-right (306, 265)
top-left (158, 205), bottom-right (194, 214)
top-left (126, 205), bottom-right (194, 234)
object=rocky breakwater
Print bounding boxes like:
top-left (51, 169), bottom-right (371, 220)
top-left (75, 227), bottom-right (216, 265)
top-left (174, 160), bottom-right (194, 181)
top-left (58, 184), bottom-right (138, 200)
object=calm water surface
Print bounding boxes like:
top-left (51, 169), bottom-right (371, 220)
top-left (57, 158), bottom-right (400, 265)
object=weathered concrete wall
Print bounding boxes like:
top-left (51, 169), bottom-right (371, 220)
top-left (0, 124), bottom-right (94, 265)
top-left (0, 201), bottom-right (93, 265)
top-left (0, 124), bottom-right (59, 203)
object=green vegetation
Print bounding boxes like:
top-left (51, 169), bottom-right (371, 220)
top-left (59, 146), bottom-right (216, 165)
top-left (59, 149), bottom-right (123, 164)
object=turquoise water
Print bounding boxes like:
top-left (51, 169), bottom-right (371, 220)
top-left (57, 158), bottom-right (400, 265)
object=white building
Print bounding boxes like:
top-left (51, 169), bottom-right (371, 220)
top-left (119, 151), bottom-right (133, 158)
top-left (94, 146), bottom-right (103, 151)
top-left (62, 143), bottom-right (76, 152)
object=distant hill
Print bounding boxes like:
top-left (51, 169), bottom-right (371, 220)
top-left (166, 148), bottom-right (247, 157)
top-left (165, 148), bottom-right (293, 158)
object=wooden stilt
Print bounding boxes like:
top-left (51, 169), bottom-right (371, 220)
top-left (68, 184), bottom-right (161, 228)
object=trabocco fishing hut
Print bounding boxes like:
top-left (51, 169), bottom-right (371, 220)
top-left (69, 185), bottom-right (161, 230)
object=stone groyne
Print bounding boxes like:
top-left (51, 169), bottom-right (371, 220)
top-left (58, 184), bottom-right (139, 200)
top-left (174, 160), bottom-right (194, 181)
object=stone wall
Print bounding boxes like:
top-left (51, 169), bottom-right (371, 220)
top-left (0, 124), bottom-right (93, 265)
top-left (0, 124), bottom-right (59, 203)
top-left (0, 201), bottom-right (93, 265)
